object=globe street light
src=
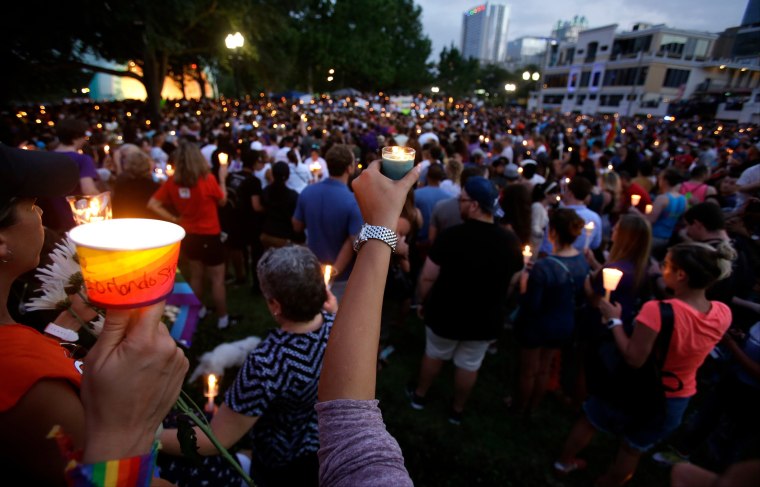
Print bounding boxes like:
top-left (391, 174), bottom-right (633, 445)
top-left (522, 71), bottom-right (530, 81)
top-left (504, 83), bottom-right (516, 92)
top-left (431, 86), bottom-right (440, 93)
top-left (225, 32), bottom-right (245, 97)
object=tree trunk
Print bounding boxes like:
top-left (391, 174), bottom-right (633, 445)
top-left (196, 64), bottom-right (206, 99)
top-left (142, 46), bottom-right (167, 120)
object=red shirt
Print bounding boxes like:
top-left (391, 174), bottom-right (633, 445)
top-left (623, 182), bottom-right (652, 211)
top-left (0, 325), bottom-right (82, 412)
top-left (636, 299), bottom-right (731, 398)
top-left (152, 173), bottom-right (223, 235)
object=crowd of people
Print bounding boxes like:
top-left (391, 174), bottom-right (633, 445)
top-left (1, 92), bottom-right (759, 486)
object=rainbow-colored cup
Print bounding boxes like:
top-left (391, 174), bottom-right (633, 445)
top-left (68, 219), bottom-right (186, 308)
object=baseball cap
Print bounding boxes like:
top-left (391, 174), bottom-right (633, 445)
top-left (520, 159), bottom-right (537, 167)
top-left (505, 165), bottom-right (520, 180)
top-left (463, 176), bottom-right (500, 215)
top-left (0, 144), bottom-right (79, 207)
top-left (250, 141), bottom-right (264, 151)
top-left (422, 122), bottom-right (433, 131)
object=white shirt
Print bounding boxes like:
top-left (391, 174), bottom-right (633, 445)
top-left (150, 147), bottom-right (169, 170)
top-left (501, 145), bottom-right (514, 165)
top-left (418, 132), bottom-right (439, 147)
top-left (286, 162), bottom-right (311, 193)
top-left (439, 180), bottom-right (461, 197)
top-left (254, 162), bottom-right (271, 189)
top-left (275, 146), bottom-right (301, 164)
top-left (307, 156), bottom-right (328, 182)
top-left (200, 144), bottom-right (217, 164)
top-left (736, 164), bottom-right (760, 208)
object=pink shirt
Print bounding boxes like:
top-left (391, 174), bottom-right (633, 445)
top-left (636, 298), bottom-right (731, 398)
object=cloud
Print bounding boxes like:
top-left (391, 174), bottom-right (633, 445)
top-left (417, 0), bottom-right (747, 59)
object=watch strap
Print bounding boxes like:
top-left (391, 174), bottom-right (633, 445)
top-left (353, 224), bottom-right (398, 252)
top-left (44, 323), bottom-right (80, 342)
top-left (606, 318), bottom-right (623, 330)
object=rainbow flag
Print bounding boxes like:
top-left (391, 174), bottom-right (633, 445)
top-left (167, 270), bottom-right (202, 347)
top-left (605, 118), bottom-right (619, 149)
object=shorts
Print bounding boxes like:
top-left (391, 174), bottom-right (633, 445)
top-left (583, 394), bottom-right (690, 452)
top-left (424, 327), bottom-right (491, 372)
top-left (181, 233), bottom-right (225, 266)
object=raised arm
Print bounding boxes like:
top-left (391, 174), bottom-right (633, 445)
top-left (319, 161), bottom-right (420, 401)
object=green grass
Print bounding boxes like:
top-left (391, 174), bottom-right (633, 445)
top-left (186, 278), bottom-right (671, 487)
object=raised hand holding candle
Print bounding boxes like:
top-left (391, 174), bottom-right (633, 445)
top-left (218, 152), bottom-right (229, 166)
top-left (602, 268), bottom-right (624, 302)
top-left (584, 221), bottom-right (595, 251)
top-left (68, 219), bottom-right (185, 308)
top-left (645, 204), bottom-right (653, 215)
top-left (205, 373), bottom-right (219, 414)
top-left (631, 194), bottom-right (641, 206)
top-left (381, 146), bottom-right (415, 180)
top-left (522, 245), bottom-right (532, 266)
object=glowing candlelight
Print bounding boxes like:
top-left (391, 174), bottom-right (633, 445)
top-left (205, 373), bottom-right (219, 414)
top-left (517, 166), bottom-right (524, 175)
top-left (522, 245), bottom-right (532, 266)
top-left (381, 146), bottom-right (415, 180)
top-left (66, 192), bottom-right (112, 226)
top-left (104, 144), bottom-right (110, 155)
top-left (584, 221), bottom-right (595, 250)
top-left (564, 177), bottom-right (570, 184)
top-left (166, 164), bottom-right (175, 177)
top-left (631, 194), bottom-right (641, 206)
top-left (323, 264), bottom-right (333, 288)
top-left (645, 204), bottom-right (653, 215)
top-left (602, 268), bottom-right (624, 301)
top-left (607, 164), bottom-right (614, 171)
top-left (68, 219), bottom-right (185, 308)
top-left (218, 152), bottom-right (229, 166)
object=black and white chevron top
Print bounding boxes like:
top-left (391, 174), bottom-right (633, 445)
top-left (225, 312), bottom-right (334, 468)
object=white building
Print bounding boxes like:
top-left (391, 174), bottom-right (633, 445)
top-left (531, 22), bottom-right (760, 121)
top-left (461, 3), bottom-right (511, 64)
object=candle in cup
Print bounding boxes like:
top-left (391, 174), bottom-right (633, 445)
top-left (645, 204), bottom-right (653, 214)
top-left (522, 245), bottom-right (532, 266)
top-left (631, 194), bottom-right (641, 206)
top-left (166, 164), bottom-right (175, 177)
top-left (205, 373), bottom-right (219, 414)
top-left (381, 146), bottom-right (415, 180)
top-left (218, 152), bottom-right (229, 166)
top-left (584, 221), bottom-right (595, 250)
top-left (68, 219), bottom-right (186, 308)
top-left (602, 268), bottom-right (624, 301)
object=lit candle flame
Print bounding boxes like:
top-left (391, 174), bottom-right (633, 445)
top-left (522, 245), bottom-right (532, 265)
top-left (631, 194), bottom-right (641, 206)
top-left (645, 204), bottom-right (653, 214)
top-left (218, 152), bottom-right (229, 166)
top-left (584, 222), bottom-right (595, 232)
top-left (166, 164), bottom-right (175, 177)
top-left (323, 265), bottom-right (332, 287)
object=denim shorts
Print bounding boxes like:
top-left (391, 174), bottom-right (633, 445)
top-left (583, 394), bottom-right (691, 452)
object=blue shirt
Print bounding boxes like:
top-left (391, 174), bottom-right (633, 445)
top-left (539, 204), bottom-right (602, 254)
top-left (414, 186), bottom-right (450, 243)
top-left (293, 179), bottom-right (362, 279)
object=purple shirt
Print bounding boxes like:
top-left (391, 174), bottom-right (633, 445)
top-left (60, 151), bottom-right (99, 194)
top-left (316, 399), bottom-right (412, 487)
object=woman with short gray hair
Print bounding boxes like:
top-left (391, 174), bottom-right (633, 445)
top-left (160, 245), bottom-right (337, 487)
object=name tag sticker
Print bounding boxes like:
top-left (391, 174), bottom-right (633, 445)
top-left (179, 188), bottom-right (191, 199)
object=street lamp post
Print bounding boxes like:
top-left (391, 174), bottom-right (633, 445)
top-left (225, 32), bottom-right (245, 97)
top-left (523, 71), bottom-right (541, 109)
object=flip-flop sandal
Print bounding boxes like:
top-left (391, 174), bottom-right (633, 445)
top-left (553, 458), bottom-right (588, 475)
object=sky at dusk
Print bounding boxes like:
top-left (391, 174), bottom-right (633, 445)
top-left (416, 0), bottom-right (748, 59)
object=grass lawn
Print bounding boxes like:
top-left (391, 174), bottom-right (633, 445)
top-left (184, 278), bottom-right (672, 487)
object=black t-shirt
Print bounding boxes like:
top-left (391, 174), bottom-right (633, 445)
top-left (223, 170), bottom-right (262, 232)
top-left (424, 219), bottom-right (523, 340)
top-left (112, 175), bottom-right (161, 219)
top-left (261, 183), bottom-right (299, 239)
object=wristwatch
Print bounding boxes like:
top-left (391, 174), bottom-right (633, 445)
top-left (353, 223), bottom-right (398, 253)
top-left (606, 318), bottom-right (623, 330)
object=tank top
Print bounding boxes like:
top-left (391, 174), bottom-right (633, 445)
top-left (679, 181), bottom-right (708, 205)
top-left (652, 193), bottom-right (687, 239)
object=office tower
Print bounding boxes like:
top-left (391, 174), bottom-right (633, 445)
top-left (461, 3), bottom-right (510, 64)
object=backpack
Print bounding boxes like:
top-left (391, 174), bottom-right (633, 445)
top-left (587, 301), bottom-right (683, 427)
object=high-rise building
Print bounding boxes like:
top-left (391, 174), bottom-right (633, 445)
top-left (460, 3), bottom-right (511, 64)
top-left (506, 36), bottom-right (549, 69)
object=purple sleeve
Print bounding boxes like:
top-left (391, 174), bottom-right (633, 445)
top-left (77, 154), bottom-right (99, 180)
top-left (316, 399), bottom-right (412, 487)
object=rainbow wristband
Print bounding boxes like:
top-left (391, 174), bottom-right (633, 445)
top-left (64, 443), bottom-right (158, 487)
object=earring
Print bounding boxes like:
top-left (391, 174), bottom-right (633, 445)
top-left (0, 249), bottom-right (12, 264)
